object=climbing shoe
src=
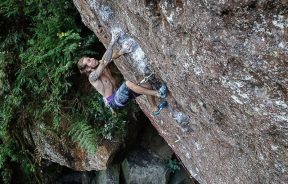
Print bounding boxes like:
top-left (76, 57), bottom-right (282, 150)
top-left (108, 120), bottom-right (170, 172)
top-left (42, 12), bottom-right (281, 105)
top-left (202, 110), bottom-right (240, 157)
top-left (159, 83), bottom-right (168, 98)
top-left (152, 101), bottom-right (168, 116)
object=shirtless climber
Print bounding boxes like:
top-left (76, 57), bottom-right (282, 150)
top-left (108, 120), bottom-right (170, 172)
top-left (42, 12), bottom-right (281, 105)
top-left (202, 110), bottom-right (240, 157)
top-left (77, 32), bottom-right (168, 115)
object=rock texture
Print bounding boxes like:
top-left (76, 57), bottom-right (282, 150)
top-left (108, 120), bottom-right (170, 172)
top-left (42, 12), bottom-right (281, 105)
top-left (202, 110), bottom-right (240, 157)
top-left (121, 148), bottom-right (169, 184)
top-left (73, 0), bottom-right (288, 183)
top-left (93, 165), bottom-right (120, 184)
top-left (168, 165), bottom-right (198, 184)
top-left (31, 126), bottom-right (120, 171)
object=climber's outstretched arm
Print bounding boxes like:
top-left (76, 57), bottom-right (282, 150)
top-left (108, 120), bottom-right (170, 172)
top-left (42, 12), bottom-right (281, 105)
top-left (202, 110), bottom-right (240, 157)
top-left (88, 60), bottom-right (106, 82)
top-left (101, 32), bottom-right (120, 65)
top-left (112, 40), bottom-right (134, 60)
top-left (89, 33), bottom-right (120, 82)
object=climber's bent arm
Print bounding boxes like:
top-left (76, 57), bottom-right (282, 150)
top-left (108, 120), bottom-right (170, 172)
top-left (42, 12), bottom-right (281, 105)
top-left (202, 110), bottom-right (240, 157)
top-left (112, 40), bottom-right (135, 60)
top-left (89, 33), bottom-right (121, 82)
top-left (101, 32), bottom-right (120, 64)
top-left (88, 60), bottom-right (106, 82)
top-left (112, 52), bottom-right (122, 60)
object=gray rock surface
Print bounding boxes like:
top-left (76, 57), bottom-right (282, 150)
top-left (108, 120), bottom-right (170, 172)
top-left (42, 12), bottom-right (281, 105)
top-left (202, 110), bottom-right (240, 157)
top-left (140, 120), bottom-right (174, 161)
top-left (121, 148), bottom-right (169, 184)
top-left (56, 172), bottom-right (91, 184)
top-left (92, 165), bottom-right (120, 184)
top-left (168, 165), bottom-right (197, 184)
top-left (31, 126), bottom-right (121, 171)
top-left (73, 0), bottom-right (288, 183)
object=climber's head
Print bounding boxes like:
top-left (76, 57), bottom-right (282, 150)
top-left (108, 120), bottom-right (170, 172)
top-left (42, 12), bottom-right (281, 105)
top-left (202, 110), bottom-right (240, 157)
top-left (77, 57), bottom-right (99, 75)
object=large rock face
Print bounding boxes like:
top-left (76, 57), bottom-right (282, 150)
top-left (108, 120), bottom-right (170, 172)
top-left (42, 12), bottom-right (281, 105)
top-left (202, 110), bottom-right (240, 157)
top-left (73, 0), bottom-right (288, 183)
top-left (31, 126), bottom-right (120, 171)
top-left (121, 148), bottom-right (170, 184)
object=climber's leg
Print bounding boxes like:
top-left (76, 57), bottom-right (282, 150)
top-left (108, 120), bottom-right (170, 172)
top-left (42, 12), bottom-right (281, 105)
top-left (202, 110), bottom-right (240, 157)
top-left (147, 95), bottom-right (158, 112)
top-left (152, 101), bottom-right (168, 116)
top-left (126, 81), bottom-right (168, 115)
top-left (138, 83), bottom-right (158, 112)
top-left (158, 83), bottom-right (168, 98)
top-left (125, 81), bottom-right (168, 99)
top-left (125, 81), bottom-right (160, 97)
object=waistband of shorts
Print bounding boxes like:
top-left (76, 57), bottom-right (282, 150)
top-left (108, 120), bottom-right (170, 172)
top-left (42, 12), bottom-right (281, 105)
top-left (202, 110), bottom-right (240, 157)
top-left (104, 93), bottom-right (125, 108)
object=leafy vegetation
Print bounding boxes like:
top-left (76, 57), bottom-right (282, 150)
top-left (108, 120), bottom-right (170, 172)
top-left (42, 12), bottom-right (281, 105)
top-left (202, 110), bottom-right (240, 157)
top-left (165, 159), bottom-right (181, 173)
top-left (68, 118), bottom-right (98, 154)
top-left (0, 0), bottom-right (134, 183)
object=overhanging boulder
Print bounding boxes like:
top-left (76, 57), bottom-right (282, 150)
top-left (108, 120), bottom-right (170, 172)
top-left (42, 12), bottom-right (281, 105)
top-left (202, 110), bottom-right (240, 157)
top-left (73, 0), bottom-right (288, 183)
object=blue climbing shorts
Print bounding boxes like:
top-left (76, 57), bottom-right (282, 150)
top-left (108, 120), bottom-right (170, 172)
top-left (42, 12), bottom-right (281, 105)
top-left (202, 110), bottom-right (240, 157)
top-left (104, 82), bottom-right (140, 109)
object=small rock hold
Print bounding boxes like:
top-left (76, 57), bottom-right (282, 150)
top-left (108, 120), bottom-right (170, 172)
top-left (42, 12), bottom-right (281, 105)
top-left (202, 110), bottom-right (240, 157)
top-left (190, 102), bottom-right (198, 113)
top-left (172, 111), bottom-right (190, 125)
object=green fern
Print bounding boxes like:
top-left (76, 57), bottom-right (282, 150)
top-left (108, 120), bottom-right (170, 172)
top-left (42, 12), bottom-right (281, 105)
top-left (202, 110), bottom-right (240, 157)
top-left (165, 159), bottom-right (181, 173)
top-left (1, 168), bottom-right (12, 184)
top-left (0, 0), bottom-right (130, 181)
top-left (68, 120), bottom-right (98, 154)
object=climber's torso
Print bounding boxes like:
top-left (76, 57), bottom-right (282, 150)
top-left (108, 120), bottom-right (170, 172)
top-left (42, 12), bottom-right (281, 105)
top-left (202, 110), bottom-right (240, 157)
top-left (89, 67), bottom-right (117, 98)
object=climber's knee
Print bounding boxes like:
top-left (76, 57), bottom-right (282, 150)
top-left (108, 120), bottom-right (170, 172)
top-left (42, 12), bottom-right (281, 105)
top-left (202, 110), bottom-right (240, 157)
top-left (140, 83), bottom-right (151, 89)
top-left (125, 81), bottom-right (135, 89)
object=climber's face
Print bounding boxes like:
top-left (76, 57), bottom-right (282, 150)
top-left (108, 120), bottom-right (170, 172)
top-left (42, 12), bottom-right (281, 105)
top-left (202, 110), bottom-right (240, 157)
top-left (83, 57), bottom-right (99, 73)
